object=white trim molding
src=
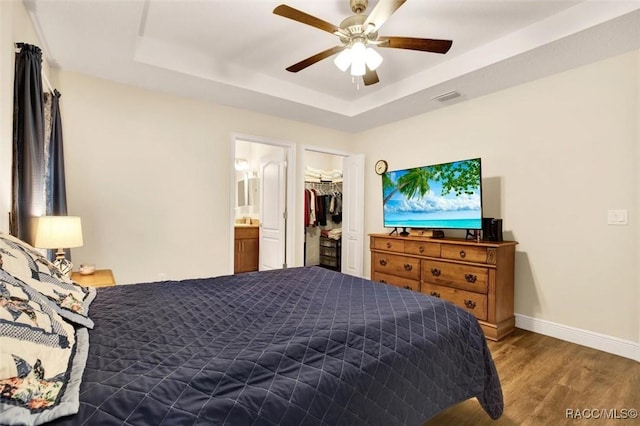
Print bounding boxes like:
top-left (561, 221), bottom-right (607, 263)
top-left (515, 314), bottom-right (639, 362)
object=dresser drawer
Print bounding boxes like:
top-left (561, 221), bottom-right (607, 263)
top-left (404, 240), bottom-right (440, 257)
top-left (372, 237), bottom-right (405, 253)
top-left (421, 283), bottom-right (488, 321)
top-left (441, 244), bottom-right (493, 264)
top-left (421, 259), bottom-right (489, 294)
top-left (372, 252), bottom-right (420, 280)
top-left (373, 272), bottom-right (420, 292)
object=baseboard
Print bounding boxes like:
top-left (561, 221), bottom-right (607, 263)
top-left (515, 314), bottom-right (639, 362)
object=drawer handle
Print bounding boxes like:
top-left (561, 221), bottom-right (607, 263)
top-left (380, 279), bottom-right (387, 283)
top-left (459, 250), bottom-right (466, 259)
top-left (379, 259), bottom-right (387, 266)
top-left (386, 242), bottom-right (392, 249)
top-left (404, 286), bottom-right (411, 290)
top-left (464, 274), bottom-right (477, 283)
top-left (430, 268), bottom-right (441, 277)
top-left (419, 246), bottom-right (424, 253)
top-left (403, 264), bottom-right (413, 271)
top-left (430, 291), bottom-right (440, 298)
top-left (464, 299), bottom-right (476, 309)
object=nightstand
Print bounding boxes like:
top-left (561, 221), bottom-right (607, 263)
top-left (71, 269), bottom-right (116, 287)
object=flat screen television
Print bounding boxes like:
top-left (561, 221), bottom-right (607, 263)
top-left (382, 158), bottom-right (483, 232)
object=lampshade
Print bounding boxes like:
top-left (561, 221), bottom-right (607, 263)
top-left (34, 216), bottom-right (83, 249)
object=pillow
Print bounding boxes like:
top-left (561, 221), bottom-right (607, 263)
top-left (0, 234), bottom-right (95, 328)
top-left (0, 268), bottom-right (88, 425)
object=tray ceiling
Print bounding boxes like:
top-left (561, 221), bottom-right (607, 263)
top-left (25, 0), bottom-right (640, 132)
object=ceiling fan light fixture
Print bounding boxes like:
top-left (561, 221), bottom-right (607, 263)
top-left (334, 48), bottom-right (352, 72)
top-left (335, 41), bottom-right (373, 76)
top-left (350, 42), bottom-right (367, 76)
top-left (365, 47), bottom-right (383, 71)
top-left (351, 59), bottom-right (366, 76)
top-left (274, 1), bottom-right (453, 86)
top-left (351, 40), bottom-right (366, 56)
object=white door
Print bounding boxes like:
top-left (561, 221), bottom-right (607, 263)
top-left (341, 154), bottom-right (365, 277)
top-left (259, 150), bottom-right (287, 270)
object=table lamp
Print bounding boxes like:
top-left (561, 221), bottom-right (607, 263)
top-left (34, 215), bottom-right (83, 276)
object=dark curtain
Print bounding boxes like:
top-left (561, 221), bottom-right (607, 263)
top-left (46, 90), bottom-right (70, 261)
top-left (46, 90), bottom-right (68, 216)
top-left (11, 43), bottom-right (45, 244)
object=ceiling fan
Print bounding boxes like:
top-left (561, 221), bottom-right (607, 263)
top-left (273, 0), bottom-right (453, 86)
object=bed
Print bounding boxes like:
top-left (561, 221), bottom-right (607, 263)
top-left (0, 234), bottom-right (503, 425)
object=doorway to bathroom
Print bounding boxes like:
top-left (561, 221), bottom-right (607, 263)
top-left (231, 136), bottom-right (295, 273)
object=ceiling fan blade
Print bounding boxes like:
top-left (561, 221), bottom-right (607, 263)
top-left (273, 4), bottom-right (341, 35)
top-left (363, 0), bottom-right (407, 34)
top-left (363, 68), bottom-right (380, 86)
top-left (378, 37), bottom-right (453, 54)
top-left (286, 46), bottom-right (345, 73)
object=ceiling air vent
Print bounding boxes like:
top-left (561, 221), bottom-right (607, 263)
top-left (432, 90), bottom-right (460, 102)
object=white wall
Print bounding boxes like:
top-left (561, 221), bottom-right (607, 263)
top-left (354, 50), bottom-right (639, 343)
top-left (54, 70), bottom-right (351, 284)
top-left (0, 1), bottom-right (50, 233)
top-left (305, 151), bottom-right (343, 172)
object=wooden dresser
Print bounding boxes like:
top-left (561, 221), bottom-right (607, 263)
top-left (370, 234), bottom-right (517, 341)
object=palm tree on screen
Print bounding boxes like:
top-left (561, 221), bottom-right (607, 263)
top-left (383, 159), bottom-right (480, 205)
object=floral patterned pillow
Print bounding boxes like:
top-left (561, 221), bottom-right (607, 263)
top-left (0, 268), bottom-right (88, 424)
top-left (0, 234), bottom-right (95, 328)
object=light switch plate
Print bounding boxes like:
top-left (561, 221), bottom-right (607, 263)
top-left (607, 209), bottom-right (628, 225)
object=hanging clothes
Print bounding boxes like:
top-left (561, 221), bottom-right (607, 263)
top-left (331, 192), bottom-right (342, 224)
top-left (304, 189), bottom-right (310, 227)
top-left (316, 194), bottom-right (327, 227)
top-left (304, 182), bottom-right (342, 228)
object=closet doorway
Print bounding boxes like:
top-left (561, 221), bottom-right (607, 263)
top-left (303, 148), bottom-right (364, 277)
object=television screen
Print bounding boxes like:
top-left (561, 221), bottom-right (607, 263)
top-left (382, 158), bottom-right (483, 230)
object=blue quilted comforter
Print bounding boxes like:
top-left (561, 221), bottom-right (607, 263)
top-left (50, 266), bottom-right (503, 425)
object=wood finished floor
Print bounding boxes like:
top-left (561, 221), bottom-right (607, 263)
top-left (425, 328), bottom-right (640, 426)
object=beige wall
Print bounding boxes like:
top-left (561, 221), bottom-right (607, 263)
top-left (354, 50), bottom-right (639, 343)
top-left (54, 70), bottom-right (351, 285)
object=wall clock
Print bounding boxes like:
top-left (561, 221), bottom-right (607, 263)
top-left (375, 160), bottom-right (388, 175)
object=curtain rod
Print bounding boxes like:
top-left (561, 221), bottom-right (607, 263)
top-left (15, 44), bottom-right (55, 94)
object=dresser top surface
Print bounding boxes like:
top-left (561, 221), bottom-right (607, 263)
top-left (369, 233), bottom-right (517, 248)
